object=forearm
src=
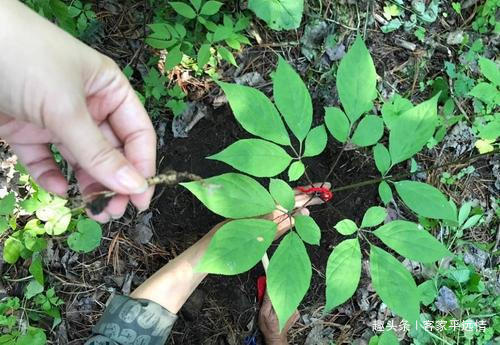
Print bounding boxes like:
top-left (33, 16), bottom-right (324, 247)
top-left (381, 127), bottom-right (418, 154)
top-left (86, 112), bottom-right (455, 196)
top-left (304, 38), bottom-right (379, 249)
top-left (130, 223), bottom-right (224, 313)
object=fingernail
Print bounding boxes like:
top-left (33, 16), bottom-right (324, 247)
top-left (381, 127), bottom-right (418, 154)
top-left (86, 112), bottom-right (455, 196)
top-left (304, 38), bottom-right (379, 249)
top-left (116, 165), bottom-right (148, 194)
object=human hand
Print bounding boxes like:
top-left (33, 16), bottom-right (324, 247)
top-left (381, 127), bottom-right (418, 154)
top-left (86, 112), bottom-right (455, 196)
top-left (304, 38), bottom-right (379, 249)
top-left (267, 183), bottom-right (331, 240)
top-left (259, 292), bottom-right (299, 345)
top-left (0, 0), bottom-right (156, 222)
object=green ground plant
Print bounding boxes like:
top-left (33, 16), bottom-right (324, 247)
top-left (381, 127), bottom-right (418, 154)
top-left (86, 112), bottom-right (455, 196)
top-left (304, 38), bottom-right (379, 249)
top-left (1, 165), bottom-right (102, 343)
top-left (178, 37), bottom-right (482, 341)
top-left (146, 0), bottom-right (250, 72)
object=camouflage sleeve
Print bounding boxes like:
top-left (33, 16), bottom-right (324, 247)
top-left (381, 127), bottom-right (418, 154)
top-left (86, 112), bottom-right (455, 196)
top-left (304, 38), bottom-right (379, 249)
top-left (84, 295), bottom-right (178, 345)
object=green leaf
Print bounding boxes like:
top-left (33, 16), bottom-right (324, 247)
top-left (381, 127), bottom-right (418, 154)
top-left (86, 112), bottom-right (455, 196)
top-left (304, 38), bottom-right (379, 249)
top-left (334, 219), bottom-right (358, 235)
top-left (389, 96), bottom-right (439, 165)
top-left (370, 245), bottom-right (420, 326)
top-left (361, 206), bottom-right (387, 228)
top-left (373, 220), bottom-right (452, 263)
top-left (67, 219), bottom-right (102, 253)
top-left (17, 327), bottom-right (46, 345)
top-left (369, 335), bottom-right (380, 345)
top-left (469, 82), bottom-right (499, 105)
top-left (378, 181), bottom-right (393, 205)
top-left (478, 115), bottom-right (500, 140)
top-left (351, 115), bottom-right (384, 147)
top-left (273, 57), bottom-right (312, 141)
top-left (395, 181), bottom-right (456, 221)
top-left (381, 94), bottom-right (413, 130)
top-left (197, 43), bottom-right (211, 68)
top-left (325, 239), bottom-right (361, 312)
top-left (303, 125), bottom-right (327, 157)
top-left (268, 232), bottom-right (311, 330)
top-left (190, 0), bottom-right (202, 11)
top-left (248, 0), bottom-right (304, 31)
top-left (288, 161), bottom-right (305, 181)
top-left (208, 139), bottom-right (292, 177)
top-left (196, 219), bottom-right (276, 274)
top-left (324, 107), bottom-right (350, 143)
top-left (29, 255), bottom-right (44, 285)
top-left (218, 46), bottom-right (237, 66)
top-left (336, 36), bottom-right (377, 123)
top-left (294, 215), bottom-right (321, 245)
top-left (418, 280), bottom-right (437, 306)
top-left (216, 81), bottom-right (290, 146)
top-left (181, 173), bottom-right (275, 218)
top-left (379, 330), bottom-right (399, 345)
top-left (269, 179), bottom-right (295, 211)
top-left (25, 280), bottom-right (44, 300)
top-left (200, 1), bottom-right (223, 16)
top-left (165, 45), bottom-right (183, 70)
top-left (373, 144), bottom-right (391, 175)
top-left (478, 57), bottom-right (500, 86)
top-left (170, 2), bottom-right (196, 18)
top-left (0, 216), bottom-right (9, 234)
top-left (0, 192), bottom-right (15, 216)
top-left (3, 237), bottom-right (23, 264)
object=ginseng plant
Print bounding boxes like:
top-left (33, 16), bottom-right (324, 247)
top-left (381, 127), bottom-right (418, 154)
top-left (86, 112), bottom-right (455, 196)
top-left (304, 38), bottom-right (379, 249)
top-left (181, 36), bottom-right (462, 332)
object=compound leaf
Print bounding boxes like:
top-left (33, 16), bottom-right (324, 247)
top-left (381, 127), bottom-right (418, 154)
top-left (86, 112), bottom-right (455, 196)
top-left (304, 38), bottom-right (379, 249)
top-left (217, 81), bottom-right (290, 146)
top-left (303, 125), bottom-right (327, 157)
top-left (370, 245), bottom-right (420, 326)
top-left (373, 143), bottom-right (391, 175)
top-left (268, 232), bottom-right (311, 330)
top-left (325, 238), bottom-right (361, 312)
top-left (361, 206), bottom-right (387, 228)
top-left (288, 161), bottom-right (305, 181)
top-left (67, 219), bottom-right (102, 253)
top-left (197, 43), bottom-right (211, 68)
top-left (374, 220), bottom-right (452, 263)
top-left (269, 179), bottom-right (295, 211)
top-left (208, 139), bottom-right (292, 177)
top-left (324, 107), bottom-right (350, 143)
top-left (197, 219), bottom-right (276, 274)
top-left (389, 95), bottom-right (439, 165)
top-left (248, 0), bottom-right (304, 31)
top-left (273, 57), bottom-right (312, 142)
top-left (395, 181), bottom-right (456, 221)
top-left (337, 36), bottom-right (377, 123)
top-left (294, 215), bottom-right (321, 245)
top-left (351, 115), bottom-right (384, 147)
top-left (181, 173), bottom-right (275, 218)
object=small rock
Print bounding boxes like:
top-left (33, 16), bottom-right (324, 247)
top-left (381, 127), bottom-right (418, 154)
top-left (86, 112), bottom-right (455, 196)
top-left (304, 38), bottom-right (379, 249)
top-left (325, 43), bottom-right (346, 62)
top-left (435, 286), bottom-right (459, 313)
top-left (172, 102), bottom-right (208, 138)
top-left (234, 72), bottom-right (264, 87)
top-left (447, 30), bottom-right (465, 45)
top-left (464, 245), bottom-right (489, 270)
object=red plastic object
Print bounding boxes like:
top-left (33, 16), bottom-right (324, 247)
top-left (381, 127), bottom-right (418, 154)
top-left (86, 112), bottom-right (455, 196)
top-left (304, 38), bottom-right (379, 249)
top-left (257, 276), bottom-right (267, 305)
top-left (297, 186), bottom-right (333, 202)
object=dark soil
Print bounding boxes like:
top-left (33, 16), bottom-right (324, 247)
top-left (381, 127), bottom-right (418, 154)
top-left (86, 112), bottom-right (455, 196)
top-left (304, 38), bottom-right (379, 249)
top-left (151, 103), bottom-right (380, 344)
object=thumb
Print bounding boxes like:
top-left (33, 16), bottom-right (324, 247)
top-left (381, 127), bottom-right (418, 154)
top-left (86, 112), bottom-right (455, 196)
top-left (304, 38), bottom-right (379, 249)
top-left (52, 105), bottom-right (148, 195)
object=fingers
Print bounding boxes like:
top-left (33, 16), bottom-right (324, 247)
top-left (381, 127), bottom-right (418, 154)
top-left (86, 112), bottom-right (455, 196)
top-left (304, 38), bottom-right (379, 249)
top-left (106, 78), bottom-right (156, 211)
top-left (52, 102), bottom-right (149, 197)
top-left (11, 143), bottom-right (68, 196)
top-left (294, 182), bottom-right (332, 208)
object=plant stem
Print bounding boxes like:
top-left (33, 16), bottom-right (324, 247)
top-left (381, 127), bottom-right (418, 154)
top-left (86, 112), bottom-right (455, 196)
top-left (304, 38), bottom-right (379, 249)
top-left (329, 148), bottom-right (499, 193)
